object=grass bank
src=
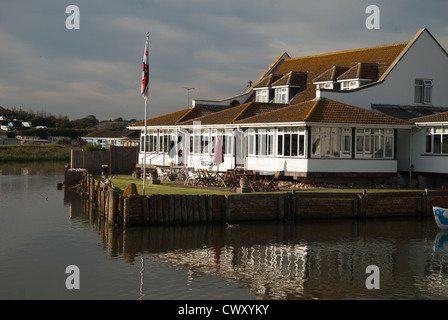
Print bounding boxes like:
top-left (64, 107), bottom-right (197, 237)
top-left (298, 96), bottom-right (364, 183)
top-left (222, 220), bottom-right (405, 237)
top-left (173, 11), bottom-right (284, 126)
top-left (0, 144), bottom-right (75, 162)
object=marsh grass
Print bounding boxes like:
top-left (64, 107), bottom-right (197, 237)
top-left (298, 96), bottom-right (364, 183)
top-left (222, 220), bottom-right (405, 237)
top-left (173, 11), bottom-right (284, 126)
top-left (0, 144), bottom-right (74, 161)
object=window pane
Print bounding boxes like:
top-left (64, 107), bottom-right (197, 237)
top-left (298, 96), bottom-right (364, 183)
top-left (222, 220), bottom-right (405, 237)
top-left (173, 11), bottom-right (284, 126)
top-left (298, 135), bottom-right (305, 156)
top-left (434, 135), bottom-right (441, 153)
top-left (331, 132), bottom-right (340, 157)
top-left (443, 135), bottom-right (448, 154)
top-left (312, 135), bottom-right (320, 157)
top-left (267, 135), bottom-right (273, 155)
top-left (277, 135), bottom-right (283, 155)
top-left (356, 136), bottom-right (364, 156)
top-left (291, 134), bottom-right (298, 156)
top-left (284, 134), bottom-right (291, 156)
top-left (249, 135), bottom-right (254, 155)
top-left (343, 135), bottom-right (351, 156)
top-left (374, 135), bottom-right (384, 158)
top-left (415, 83), bottom-right (423, 103)
top-left (424, 86), bottom-right (432, 104)
top-left (321, 133), bottom-right (331, 157)
top-left (385, 136), bottom-right (393, 158)
top-left (426, 135), bottom-right (432, 153)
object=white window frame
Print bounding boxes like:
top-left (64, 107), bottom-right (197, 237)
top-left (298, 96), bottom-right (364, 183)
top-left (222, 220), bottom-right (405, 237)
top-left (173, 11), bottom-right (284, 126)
top-left (274, 87), bottom-right (288, 104)
top-left (277, 127), bottom-right (306, 157)
top-left (311, 127), bottom-right (351, 158)
top-left (415, 79), bottom-right (433, 104)
top-left (255, 89), bottom-right (269, 103)
top-left (425, 127), bottom-right (448, 154)
top-left (355, 128), bottom-right (394, 159)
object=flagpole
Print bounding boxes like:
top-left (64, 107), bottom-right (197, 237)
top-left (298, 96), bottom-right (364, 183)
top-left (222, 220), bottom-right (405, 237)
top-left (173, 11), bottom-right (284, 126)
top-left (143, 97), bottom-right (147, 195)
top-left (142, 32), bottom-right (150, 195)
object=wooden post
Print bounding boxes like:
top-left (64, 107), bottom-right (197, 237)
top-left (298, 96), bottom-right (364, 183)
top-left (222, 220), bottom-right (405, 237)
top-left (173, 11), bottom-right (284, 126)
top-left (225, 195), bottom-right (231, 222)
top-left (277, 195), bottom-right (285, 221)
top-left (186, 195), bottom-right (194, 224)
top-left (193, 195), bottom-right (200, 223)
top-left (174, 195), bottom-right (182, 224)
top-left (199, 195), bottom-right (207, 223)
top-left (143, 196), bottom-right (149, 225)
top-left (156, 195), bottom-right (164, 225)
top-left (422, 189), bottom-right (429, 217)
top-left (168, 195), bottom-right (175, 224)
top-left (207, 195), bottom-right (214, 223)
top-left (148, 195), bottom-right (156, 225)
top-left (108, 189), bottom-right (119, 225)
top-left (353, 194), bottom-right (359, 219)
top-left (123, 197), bottom-right (131, 226)
top-left (358, 191), bottom-right (368, 219)
top-left (181, 195), bottom-right (187, 224)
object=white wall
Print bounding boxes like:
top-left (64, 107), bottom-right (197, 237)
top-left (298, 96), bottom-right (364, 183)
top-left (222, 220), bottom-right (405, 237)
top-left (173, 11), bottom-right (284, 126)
top-left (307, 159), bottom-right (397, 173)
top-left (320, 30), bottom-right (448, 110)
top-left (246, 156), bottom-right (397, 174)
top-left (411, 127), bottom-right (448, 174)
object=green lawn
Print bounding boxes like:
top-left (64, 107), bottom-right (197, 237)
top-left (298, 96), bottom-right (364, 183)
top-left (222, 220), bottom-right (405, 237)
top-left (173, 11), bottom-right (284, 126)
top-left (110, 175), bottom-right (236, 195)
top-left (109, 175), bottom-right (422, 196)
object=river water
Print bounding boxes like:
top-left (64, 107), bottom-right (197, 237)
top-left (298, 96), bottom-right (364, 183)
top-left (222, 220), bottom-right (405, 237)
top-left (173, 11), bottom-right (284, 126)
top-left (1, 162), bottom-right (448, 300)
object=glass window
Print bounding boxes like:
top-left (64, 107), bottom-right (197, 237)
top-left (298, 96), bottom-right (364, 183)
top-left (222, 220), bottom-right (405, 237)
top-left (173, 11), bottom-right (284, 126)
top-left (311, 127), bottom-right (351, 158)
top-left (274, 88), bottom-right (288, 104)
top-left (255, 89), bottom-right (269, 102)
top-left (355, 128), bottom-right (394, 159)
top-left (277, 127), bottom-right (305, 157)
top-left (415, 79), bottom-right (432, 104)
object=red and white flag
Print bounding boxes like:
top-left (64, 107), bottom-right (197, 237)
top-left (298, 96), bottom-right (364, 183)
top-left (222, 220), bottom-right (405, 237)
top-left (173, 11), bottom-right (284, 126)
top-left (141, 34), bottom-right (149, 100)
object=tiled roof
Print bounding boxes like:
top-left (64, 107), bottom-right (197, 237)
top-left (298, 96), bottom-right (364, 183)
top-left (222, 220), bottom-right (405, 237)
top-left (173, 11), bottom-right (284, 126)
top-left (307, 99), bottom-right (410, 125)
top-left (83, 130), bottom-right (131, 138)
top-left (312, 66), bottom-right (350, 82)
top-left (235, 98), bottom-right (410, 126)
top-left (271, 71), bottom-right (308, 87)
top-left (269, 42), bottom-right (408, 104)
top-left (337, 62), bottom-right (379, 80)
top-left (411, 110), bottom-right (448, 123)
top-left (253, 74), bottom-right (283, 88)
top-left (178, 102), bottom-right (287, 125)
top-left (129, 107), bottom-right (215, 127)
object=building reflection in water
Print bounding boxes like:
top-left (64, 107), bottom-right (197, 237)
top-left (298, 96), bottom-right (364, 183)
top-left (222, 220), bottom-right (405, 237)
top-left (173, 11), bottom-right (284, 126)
top-left (64, 190), bottom-right (448, 299)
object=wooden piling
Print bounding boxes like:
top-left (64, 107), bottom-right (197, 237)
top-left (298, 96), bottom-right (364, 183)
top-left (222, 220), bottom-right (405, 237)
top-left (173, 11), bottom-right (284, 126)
top-left (78, 173), bottom-right (448, 227)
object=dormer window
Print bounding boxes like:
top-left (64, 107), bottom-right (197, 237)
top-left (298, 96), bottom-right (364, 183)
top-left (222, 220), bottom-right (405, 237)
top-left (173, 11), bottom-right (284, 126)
top-left (315, 82), bottom-right (335, 90)
top-left (255, 89), bottom-right (269, 102)
top-left (340, 80), bottom-right (361, 90)
top-left (274, 87), bottom-right (288, 103)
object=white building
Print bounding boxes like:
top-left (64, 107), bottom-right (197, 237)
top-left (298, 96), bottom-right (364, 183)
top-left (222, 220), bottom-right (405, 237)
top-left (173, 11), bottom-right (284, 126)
top-left (129, 28), bottom-right (448, 186)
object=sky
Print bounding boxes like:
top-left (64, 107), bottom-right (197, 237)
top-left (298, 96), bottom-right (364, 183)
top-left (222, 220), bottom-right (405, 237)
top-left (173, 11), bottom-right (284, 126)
top-left (0, 0), bottom-right (447, 121)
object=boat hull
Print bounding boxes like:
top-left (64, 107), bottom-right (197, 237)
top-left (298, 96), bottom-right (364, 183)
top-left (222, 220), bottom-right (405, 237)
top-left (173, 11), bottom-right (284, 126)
top-left (433, 206), bottom-right (448, 230)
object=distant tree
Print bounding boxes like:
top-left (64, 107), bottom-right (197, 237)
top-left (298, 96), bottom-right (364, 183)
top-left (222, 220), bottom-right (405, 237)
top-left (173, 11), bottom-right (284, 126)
top-left (71, 115), bottom-right (99, 129)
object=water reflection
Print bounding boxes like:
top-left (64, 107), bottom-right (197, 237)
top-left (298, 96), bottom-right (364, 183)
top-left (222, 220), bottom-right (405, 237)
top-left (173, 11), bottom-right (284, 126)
top-left (64, 190), bottom-right (448, 300)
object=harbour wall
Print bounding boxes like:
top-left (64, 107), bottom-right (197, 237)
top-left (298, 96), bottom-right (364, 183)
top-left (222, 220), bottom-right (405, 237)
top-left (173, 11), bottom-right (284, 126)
top-left (78, 172), bottom-right (448, 227)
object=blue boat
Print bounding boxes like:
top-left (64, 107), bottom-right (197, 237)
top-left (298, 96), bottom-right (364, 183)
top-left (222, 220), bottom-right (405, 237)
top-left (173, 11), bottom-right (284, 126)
top-left (433, 207), bottom-right (448, 230)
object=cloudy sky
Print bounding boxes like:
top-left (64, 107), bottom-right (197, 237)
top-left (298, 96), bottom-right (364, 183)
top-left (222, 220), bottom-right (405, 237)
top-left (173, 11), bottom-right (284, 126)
top-left (0, 0), bottom-right (447, 121)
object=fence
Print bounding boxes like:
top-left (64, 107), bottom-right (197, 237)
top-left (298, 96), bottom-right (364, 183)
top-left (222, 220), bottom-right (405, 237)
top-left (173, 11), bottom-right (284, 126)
top-left (79, 172), bottom-right (448, 227)
top-left (71, 146), bottom-right (138, 174)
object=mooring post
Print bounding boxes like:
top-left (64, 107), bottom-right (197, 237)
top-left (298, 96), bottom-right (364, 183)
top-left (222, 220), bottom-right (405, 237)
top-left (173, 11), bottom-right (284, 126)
top-left (123, 197), bottom-right (132, 226)
top-left (108, 189), bottom-right (119, 225)
top-left (143, 196), bottom-right (149, 225)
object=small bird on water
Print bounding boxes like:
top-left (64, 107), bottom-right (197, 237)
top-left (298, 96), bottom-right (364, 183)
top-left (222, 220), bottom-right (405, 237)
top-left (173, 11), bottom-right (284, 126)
top-left (225, 222), bottom-right (239, 229)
